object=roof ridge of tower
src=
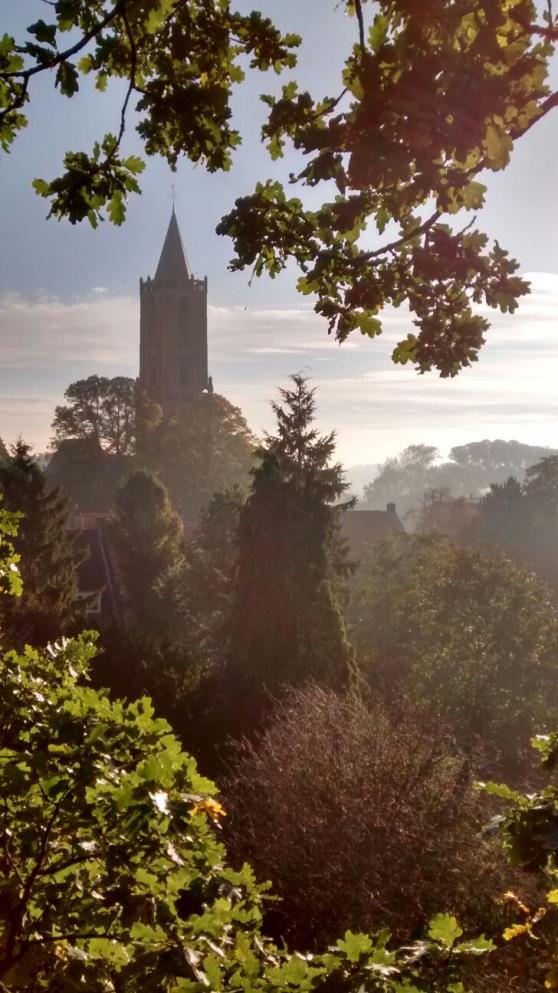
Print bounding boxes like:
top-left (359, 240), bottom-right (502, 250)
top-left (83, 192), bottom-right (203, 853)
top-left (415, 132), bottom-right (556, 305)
top-left (155, 208), bottom-right (191, 282)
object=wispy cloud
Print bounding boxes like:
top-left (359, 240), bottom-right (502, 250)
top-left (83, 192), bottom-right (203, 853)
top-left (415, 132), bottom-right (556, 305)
top-left (0, 273), bottom-right (557, 462)
top-left (0, 292), bottom-right (139, 370)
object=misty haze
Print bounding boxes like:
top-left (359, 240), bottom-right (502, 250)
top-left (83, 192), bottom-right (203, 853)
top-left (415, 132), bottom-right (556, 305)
top-left (1, 2), bottom-right (557, 990)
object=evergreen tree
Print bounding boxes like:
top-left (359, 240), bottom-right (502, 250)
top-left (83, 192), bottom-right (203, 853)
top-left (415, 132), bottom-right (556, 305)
top-left (0, 440), bottom-right (82, 647)
top-left (107, 470), bottom-right (184, 632)
top-left (228, 374), bottom-right (355, 701)
top-left (95, 472), bottom-right (203, 736)
top-left (182, 486), bottom-right (244, 669)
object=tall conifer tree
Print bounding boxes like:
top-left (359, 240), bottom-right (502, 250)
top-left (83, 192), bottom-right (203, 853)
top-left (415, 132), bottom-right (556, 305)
top-left (181, 486), bottom-right (244, 669)
top-left (94, 472), bottom-right (202, 732)
top-left (0, 440), bottom-right (82, 646)
top-left (229, 374), bottom-right (355, 700)
top-left (107, 470), bottom-right (184, 632)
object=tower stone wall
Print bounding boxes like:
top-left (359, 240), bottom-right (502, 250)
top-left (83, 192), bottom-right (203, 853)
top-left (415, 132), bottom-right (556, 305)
top-left (139, 211), bottom-right (210, 414)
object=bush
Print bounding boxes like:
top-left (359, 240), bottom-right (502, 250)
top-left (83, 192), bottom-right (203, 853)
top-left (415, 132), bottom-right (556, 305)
top-left (223, 684), bottom-right (527, 951)
top-left (0, 634), bottom-right (266, 990)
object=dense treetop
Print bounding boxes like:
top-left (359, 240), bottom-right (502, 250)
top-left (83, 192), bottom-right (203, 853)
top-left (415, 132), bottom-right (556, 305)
top-left (1, 2), bottom-right (557, 372)
top-left (350, 531), bottom-right (558, 772)
top-left (52, 376), bottom-right (136, 456)
top-left (141, 393), bottom-right (255, 520)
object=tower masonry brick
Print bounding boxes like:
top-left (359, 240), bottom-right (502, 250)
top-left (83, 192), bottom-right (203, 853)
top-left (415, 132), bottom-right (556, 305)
top-left (139, 209), bottom-right (211, 414)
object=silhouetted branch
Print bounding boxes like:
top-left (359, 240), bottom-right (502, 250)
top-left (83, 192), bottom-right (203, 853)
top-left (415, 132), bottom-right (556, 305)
top-left (1, 1), bottom-right (126, 81)
top-left (356, 210), bottom-right (442, 264)
top-left (354, 0), bottom-right (366, 53)
top-left (105, 3), bottom-right (137, 164)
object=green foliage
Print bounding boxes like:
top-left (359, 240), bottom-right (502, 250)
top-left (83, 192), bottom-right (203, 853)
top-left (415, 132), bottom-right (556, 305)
top-left (140, 394), bottom-right (255, 520)
top-left (2, 3), bottom-right (556, 369)
top-left (218, 1), bottom-right (555, 374)
top-left (525, 454), bottom-right (558, 502)
top-left (350, 533), bottom-right (558, 772)
top-left (32, 136), bottom-right (145, 228)
top-left (0, 501), bottom-right (22, 599)
top-left (47, 372), bottom-right (137, 525)
top-left (52, 375), bottom-right (136, 456)
top-left (0, 441), bottom-right (83, 647)
top-left (411, 489), bottom-right (480, 544)
top-left (0, 594), bottom-right (495, 990)
top-left (95, 486), bottom-right (244, 733)
top-left (181, 486), bottom-right (244, 669)
top-left (488, 731), bottom-right (558, 872)
top-left (0, 633), bottom-right (266, 990)
top-left (107, 469), bottom-right (184, 630)
top-left (0, 1), bottom-right (298, 225)
top-left (228, 375), bottom-right (355, 703)
top-left (483, 732), bottom-right (558, 987)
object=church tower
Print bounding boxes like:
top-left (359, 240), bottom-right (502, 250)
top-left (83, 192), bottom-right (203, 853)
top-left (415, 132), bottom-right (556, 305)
top-left (139, 209), bottom-right (210, 414)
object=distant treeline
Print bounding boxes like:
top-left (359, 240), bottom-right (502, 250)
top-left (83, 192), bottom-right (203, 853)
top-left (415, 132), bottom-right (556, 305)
top-left (360, 439), bottom-right (556, 517)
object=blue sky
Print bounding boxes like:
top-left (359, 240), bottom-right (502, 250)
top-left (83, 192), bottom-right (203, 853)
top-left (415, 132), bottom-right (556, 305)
top-left (1, 1), bottom-right (557, 466)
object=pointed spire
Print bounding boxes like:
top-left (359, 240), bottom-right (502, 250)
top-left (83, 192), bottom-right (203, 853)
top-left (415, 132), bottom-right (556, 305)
top-left (155, 208), bottom-right (191, 283)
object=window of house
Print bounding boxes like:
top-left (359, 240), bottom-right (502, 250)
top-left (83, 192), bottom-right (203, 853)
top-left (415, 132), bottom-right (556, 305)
top-left (77, 591), bottom-right (102, 615)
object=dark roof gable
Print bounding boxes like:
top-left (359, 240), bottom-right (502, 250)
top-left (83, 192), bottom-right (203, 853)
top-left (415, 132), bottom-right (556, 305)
top-left (341, 507), bottom-right (405, 556)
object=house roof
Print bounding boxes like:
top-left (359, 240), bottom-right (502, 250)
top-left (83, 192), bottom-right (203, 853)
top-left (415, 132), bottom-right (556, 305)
top-left (75, 529), bottom-right (108, 591)
top-left (74, 523), bottom-right (122, 621)
top-left (155, 208), bottom-right (191, 283)
top-left (341, 507), bottom-right (405, 555)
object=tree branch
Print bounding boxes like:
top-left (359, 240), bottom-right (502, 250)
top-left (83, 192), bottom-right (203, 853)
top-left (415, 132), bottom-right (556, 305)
top-left (528, 22), bottom-right (558, 39)
top-left (27, 932), bottom-right (112, 946)
top-left (316, 87), bottom-right (349, 119)
top-left (105, 3), bottom-right (137, 165)
top-left (357, 209), bottom-right (442, 263)
top-left (1, 1), bottom-right (126, 82)
top-left (0, 1), bottom-right (128, 130)
top-left (455, 213), bottom-right (477, 238)
top-left (354, 0), bottom-right (366, 53)
top-left (511, 11), bottom-right (558, 40)
top-left (342, 75), bottom-right (558, 268)
top-left (511, 89), bottom-right (558, 140)
top-left (0, 78), bottom-right (29, 127)
top-left (1, 795), bottom-right (25, 888)
top-left (0, 797), bottom-right (64, 974)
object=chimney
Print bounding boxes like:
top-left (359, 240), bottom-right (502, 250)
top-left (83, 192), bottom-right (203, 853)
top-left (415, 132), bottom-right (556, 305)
top-left (386, 502), bottom-right (396, 515)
